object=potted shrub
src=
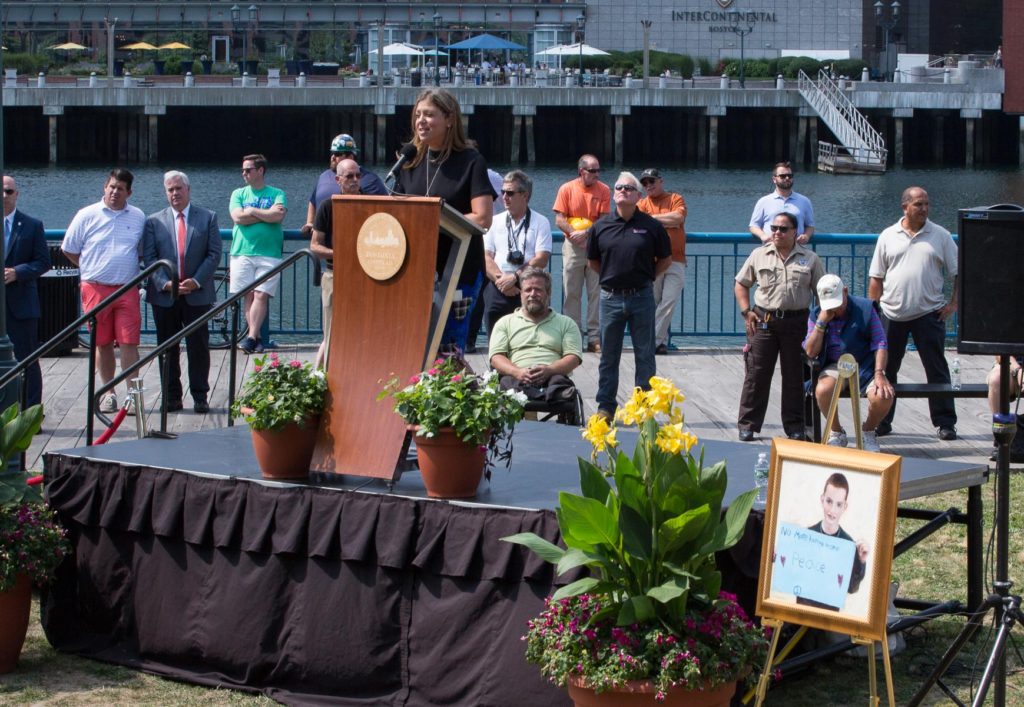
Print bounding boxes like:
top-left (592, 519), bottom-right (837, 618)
top-left (379, 355), bottom-right (527, 498)
top-left (504, 378), bottom-right (768, 705)
top-left (0, 403), bottom-right (71, 673)
top-left (231, 353), bottom-right (327, 479)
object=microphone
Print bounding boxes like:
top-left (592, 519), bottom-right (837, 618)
top-left (385, 143), bottom-right (418, 184)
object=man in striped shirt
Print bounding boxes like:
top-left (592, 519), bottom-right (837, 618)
top-left (803, 274), bottom-right (895, 452)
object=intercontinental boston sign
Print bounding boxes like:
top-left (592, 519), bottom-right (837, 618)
top-left (672, 2), bottom-right (779, 32)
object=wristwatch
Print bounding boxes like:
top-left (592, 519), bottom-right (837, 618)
top-left (740, 307), bottom-right (751, 316)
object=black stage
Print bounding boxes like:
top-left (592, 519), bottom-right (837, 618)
top-left (40, 422), bottom-right (989, 706)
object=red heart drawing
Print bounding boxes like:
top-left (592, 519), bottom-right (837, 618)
top-left (780, 555), bottom-right (786, 567)
top-left (838, 573), bottom-right (844, 586)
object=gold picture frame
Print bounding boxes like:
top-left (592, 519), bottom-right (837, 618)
top-left (755, 439), bottom-right (902, 641)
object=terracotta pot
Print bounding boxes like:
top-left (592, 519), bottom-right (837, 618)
top-left (411, 426), bottom-right (486, 498)
top-left (0, 574), bottom-right (33, 674)
top-left (248, 414), bottom-right (321, 480)
top-left (567, 676), bottom-right (737, 707)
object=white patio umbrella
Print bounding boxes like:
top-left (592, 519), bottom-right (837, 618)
top-left (367, 42), bottom-right (424, 57)
top-left (536, 43), bottom-right (610, 71)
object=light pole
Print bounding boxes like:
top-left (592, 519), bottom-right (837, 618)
top-left (433, 11), bottom-right (442, 86)
top-left (230, 4), bottom-right (258, 73)
top-left (576, 13), bottom-right (585, 87)
top-left (105, 16), bottom-right (118, 79)
top-left (874, 0), bottom-right (901, 80)
top-left (730, 10), bottom-right (754, 88)
top-left (641, 19), bottom-right (652, 89)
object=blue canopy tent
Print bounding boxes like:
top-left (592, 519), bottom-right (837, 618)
top-left (444, 33), bottom-right (527, 67)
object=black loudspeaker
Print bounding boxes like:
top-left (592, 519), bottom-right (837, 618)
top-left (957, 204), bottom-right (1024, 354)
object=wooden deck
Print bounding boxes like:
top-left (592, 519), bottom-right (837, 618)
top-left (27, 343), bottom-right (1003, 472)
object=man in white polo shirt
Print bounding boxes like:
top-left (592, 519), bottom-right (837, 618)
top-left (62, 168), bottom-right (146, 414)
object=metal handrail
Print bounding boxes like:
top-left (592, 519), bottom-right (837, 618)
top-left (798, 69), bottom-right (886, 155)
top-left (87, 248), bottom-right (318, 445)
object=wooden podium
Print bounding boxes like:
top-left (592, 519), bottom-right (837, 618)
top-left (310, 195), bottom-right (482, 481)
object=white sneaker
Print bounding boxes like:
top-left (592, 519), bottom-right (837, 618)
top-left (99, 393), bottom-right (117, 414)
top-left (827, 430), bottom-right (848, 447)
top-left (126, 398), bottom-right (137, 416)
top-left (862, 430), bottom-right (880, 452)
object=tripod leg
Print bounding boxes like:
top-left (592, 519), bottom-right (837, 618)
top-left (907, 596), bottom-right (1000, 706)
top-left (971, 596), bottom-right (1022, 707)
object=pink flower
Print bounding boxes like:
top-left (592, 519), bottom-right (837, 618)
top-left (428, 368), bottom-right (439, 376)
top-left (270, 352), bottom-right (279, 361)
top-left (254, 365), bottom-right (262, 373)
top-left (409, 375), bottom-right (421, 384)
top-left (270, 360), bottom-right (280, 368)
top-left (451, 374), bottom-right (463, 382)
top-left (434, 358), bottom-right (444, 365)
top-left (289, 360), bottom-right (302, 368)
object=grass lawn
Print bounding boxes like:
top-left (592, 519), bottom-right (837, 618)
top-left (3, 475), bottom-right (1024, 705)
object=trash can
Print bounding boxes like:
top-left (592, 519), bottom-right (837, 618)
top-left (37, 245), bottom-right (80, 356)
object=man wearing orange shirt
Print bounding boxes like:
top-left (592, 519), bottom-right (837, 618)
top-left (552, 154), bottom-right (611, 353)
top-left (638, 168), bottom-right (687, 355)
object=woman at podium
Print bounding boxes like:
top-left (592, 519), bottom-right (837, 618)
top-left (395, 88), bottom-right (496, 353)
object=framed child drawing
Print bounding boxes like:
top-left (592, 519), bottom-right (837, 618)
top-left (755, 438), bottom-right (902, 640)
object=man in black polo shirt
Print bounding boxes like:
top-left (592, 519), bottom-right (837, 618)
top-left (310, 157), bottom-right (361, 368)
top-left (587, 171), bottom-right (672, 418)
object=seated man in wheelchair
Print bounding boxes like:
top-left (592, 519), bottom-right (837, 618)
top-left (488, 266), bottom-right (582, 404)
top-left (803, 274), bottom-right (895, 452)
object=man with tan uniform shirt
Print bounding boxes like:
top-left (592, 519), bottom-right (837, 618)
top-left (552, 154), bottom-right (610, 353)
top-left (637, 168), bottom-right (687, 355)
top-left (734, 210), bottom-right (825, 441)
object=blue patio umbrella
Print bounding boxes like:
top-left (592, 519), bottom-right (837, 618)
top-left (445, 33), bottom-right (526, 66)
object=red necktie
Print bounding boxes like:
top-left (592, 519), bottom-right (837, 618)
top-left (176, 212), bottom-right (186, 278)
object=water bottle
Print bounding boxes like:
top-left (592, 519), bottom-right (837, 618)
top-left (950, 357), bottom-right (962, 391)
top-left (754, 452), bottom-right (770, 506)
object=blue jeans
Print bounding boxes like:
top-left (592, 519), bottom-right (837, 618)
top-left (597, 285), bottom-right (656, 412)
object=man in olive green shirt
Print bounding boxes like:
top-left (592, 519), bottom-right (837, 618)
top-left (489, 267), bottom-right (582, 402)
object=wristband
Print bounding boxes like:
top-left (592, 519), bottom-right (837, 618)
top-left (814, 321), bottom-right (827, 331)
top-left (741, 307), bottom-right (751, 316)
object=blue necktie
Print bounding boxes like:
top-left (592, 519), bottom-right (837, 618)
top-left (4, 219), bottom-right (10, 257)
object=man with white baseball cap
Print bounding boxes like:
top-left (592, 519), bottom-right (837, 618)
top-left (803, 274), bottom-right (895, 452)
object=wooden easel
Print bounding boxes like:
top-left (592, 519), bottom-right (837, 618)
top-left (747, 357), bottom-right (897, 705)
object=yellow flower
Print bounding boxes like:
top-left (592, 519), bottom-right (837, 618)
top-left (655, 423), bottom-right (699, 456)
top-left (616, 389), bottom-right (654, 427)
top-left (647, 376), bottom-right (685, 416)
top-left (583, 413), bottom-right (618, 453)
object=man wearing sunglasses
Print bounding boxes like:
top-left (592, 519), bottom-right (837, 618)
top-left (301, 134), bottom-right (386, 238)
top-left (749, 162), bottom-right (815, 245)
top-left (553, 154), bottom-right (610, 353)
top-left (637, 168), bottom-right (687, 355)
top-left (587, 172), bottom-right (672, 420)
top-left (310, 158), bottom-right (363, 368)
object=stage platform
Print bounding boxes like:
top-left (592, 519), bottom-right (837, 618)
top-left (40, 421), bottom-right (988, 705)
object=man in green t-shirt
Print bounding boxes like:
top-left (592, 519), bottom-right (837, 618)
top-left (229, 153), bottom-right (287, 354)
top-left (489, 267), bottom-right (582, 402)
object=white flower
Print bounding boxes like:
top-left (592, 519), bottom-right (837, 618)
top-left (483, 369), bottom-right (498, 383)
top-left (506, 389), bottom-right (529, 405)
top-left (482, 386), bottom-right (497, 396)
top-left (310, 369), bottom-right (326, 380)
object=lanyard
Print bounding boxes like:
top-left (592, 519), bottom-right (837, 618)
top-left (506, 210), bottom-right (530, 252)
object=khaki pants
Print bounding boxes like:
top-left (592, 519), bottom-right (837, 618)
top-left (561, 239), bottom-right (599, 343)
top-left (653, 261), bottom-right (686, 347)
top-left (321, 270), bottom-right (334, 365)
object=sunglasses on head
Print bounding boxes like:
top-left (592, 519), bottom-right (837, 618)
top-left (614, 184), bottom-right (638, 193)
top-left (581, 168), bottom-right (601, 174)
top-left (769, 224), bottom-right (793, 232)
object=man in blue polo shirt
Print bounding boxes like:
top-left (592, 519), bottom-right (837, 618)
top-left (804, 274), bottom-right (895, 452)
top-left (586, 171), bottom-right (672, 419)
top-left (749, 161), bottom-right (815, 245)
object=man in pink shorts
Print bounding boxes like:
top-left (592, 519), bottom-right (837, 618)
top-left (62, 169), bottom-right (146, 414)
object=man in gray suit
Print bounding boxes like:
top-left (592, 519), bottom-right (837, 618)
top-left (3, 175), bottom-right (51, 408)
top-left (142, 170), bottom-right (222, 413)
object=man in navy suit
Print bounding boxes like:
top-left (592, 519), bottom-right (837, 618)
top-left (3, 175), bottom-right (51, 408)
top-left (142, 171), bottom-right (222, 413)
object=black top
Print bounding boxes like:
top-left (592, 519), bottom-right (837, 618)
top-left (394, 147), bottom-right (495, 287)
top-left (312, 198), bottom-right (334, 255)
top-left (585, 208), bottom-right (672, 289)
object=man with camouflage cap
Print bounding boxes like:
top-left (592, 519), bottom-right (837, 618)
top-left (301, 133), bottom-right (387, 236)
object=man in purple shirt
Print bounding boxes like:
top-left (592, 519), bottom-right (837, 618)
top-left (803, 274), bottom-right (895, 452)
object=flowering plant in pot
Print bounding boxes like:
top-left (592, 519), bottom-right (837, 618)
top-left (504, 378), bottom-right (768, 704)
top-left (0, 403), bottom-right (72, 673)
top-left (231, 353), bottom-right (327, 478)
top-left (379, 355), bottom-right (527, 496)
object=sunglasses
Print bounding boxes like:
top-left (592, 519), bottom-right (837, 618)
top-left (774, 173), bottom-right (794, 179)
top-left (241, 167), bottom-right (255, 174)
top-left (500, 189), bottom-right (522, 197)
top-left (769, 224), bottom-right (793, 232)
top-left (337, 174), bottom-right (360, 180)
top-left (2, 189), bottom-right (13, 196)
top-left (614, 184), bottom-right (638, 193)
top-left (581, 168), bottom-right (601, 174)
top-left (640, 179), bottom-right (656, 186)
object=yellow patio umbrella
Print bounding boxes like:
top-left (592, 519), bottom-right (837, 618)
top-left (50, 42), bottom-right (89, 51)
top-left (120, 41), bottom-right (158, 51)
top-left (158, 42), bottom-right (191, 50)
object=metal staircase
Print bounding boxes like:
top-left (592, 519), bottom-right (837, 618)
top-left (798, 69), bottom-right (887, 173)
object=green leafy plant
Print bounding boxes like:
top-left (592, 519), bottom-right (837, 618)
top-left (504, 378), bottom-right (766, 696)
top-left (231, 353), bottom-right (327, 431)
top-left (0, 403), bottom-right (45, 505)
top-left (378, 355), bottom-right (527, 477)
